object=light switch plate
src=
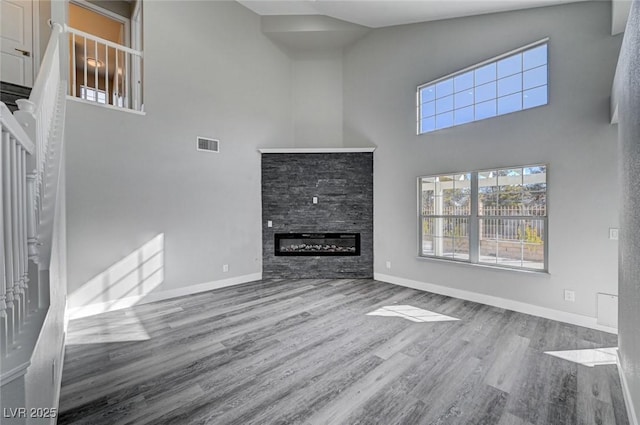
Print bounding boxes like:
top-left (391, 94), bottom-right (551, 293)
top-left (609, 228), bottom-right (619, 240)
top-left (313, 197), bottom-right (318, 204)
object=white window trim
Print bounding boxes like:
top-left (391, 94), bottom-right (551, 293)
top-left (417, 164), bottom-right (548, 272)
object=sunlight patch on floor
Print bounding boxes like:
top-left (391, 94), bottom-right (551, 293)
top-left (544, 347), bottom-right (617, 367)
top-left (66, 314), bottom-right (151, 345)
top-left (366, 305), bottom-right (459, 323)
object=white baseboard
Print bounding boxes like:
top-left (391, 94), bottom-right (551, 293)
top-left (66, 273), bottom-right (262, 320)
top-left (374, 273), bottom-right (618, 334)
top-left (617, 350), bottom-right (640, 425)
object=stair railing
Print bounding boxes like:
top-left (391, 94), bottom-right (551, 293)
top-left (0, 103), bottom-right (34, 357)
top-left (0, 22), bottom-right (65, 385)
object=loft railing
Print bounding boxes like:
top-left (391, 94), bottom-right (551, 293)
top-left (65, 24), bottom-right (144, 112)
top-left (0, 22), bottom-right (66, 383)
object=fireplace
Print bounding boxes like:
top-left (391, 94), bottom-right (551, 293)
top-left (275, 233), bottom-right (361, 256)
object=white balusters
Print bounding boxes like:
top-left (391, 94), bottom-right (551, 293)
top-left (2, 130), bottom-right (15, 348)
top-left (0, 130), bottom-right (7, 356)
top-left (10, 139), bottom-right (23, 332)
top-left (65, 25), bottom-right (143, 111)
top-left (0, 21), bottom-right (63, 368)
top-left (20, 150), bottom-right (29, 313)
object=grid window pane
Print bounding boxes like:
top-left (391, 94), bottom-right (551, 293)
top-left (523, 65), bottom-right (547, 90)
top-left (497, 53), bottom-right (522, 78)
top-left (498, 74), bottom-right (522, 97)
top-left (436, 95), bottom-right (454, 113)
top-left (475, 63), bottom-right (496, 85)
top-left (523, 86), bottom-right (548, 109)
top-left (523, 44), bottom-right (547, 70)
top-left (436, 79), bottom-right (454, 98)
top-left (454, 90), bottom-right (474, 108)
top-left (420, 117), bottom-right (436, 133)
top-left (418, 42), bottom-right (548, 135)
top-left (454, 106), bottom-right (474, 125)
top-left (421, 85), bottom-right (436, 103)
top-left (435, 112), bottom-right (454, 130)
top-left (475, 100), bottom-right (497, 120)
top-left (498, 93), bottom-right (522, 115)
top-left (421, 101), bottom-right (436, 118)
top-left (475, 81), bottom-right (496, 103)
top-left (454, 71), bottom-right (474, 92)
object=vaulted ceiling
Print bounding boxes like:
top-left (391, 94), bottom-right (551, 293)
top-left (238, 0), bottom-right (630, 35)
top-left (238, 0), bottom-right (585, 28)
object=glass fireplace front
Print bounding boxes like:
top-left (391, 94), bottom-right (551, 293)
top-left (275, 233), bottom-right (360, 256)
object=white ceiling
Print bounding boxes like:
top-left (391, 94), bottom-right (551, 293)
top-left (237, 0), bottom-right (591, 29)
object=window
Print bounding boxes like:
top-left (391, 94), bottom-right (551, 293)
top-left (419, 165), bottom-right (547, 271)
top-left (417, 39), bottom-right (548, 134)
top-left (80, 86), bottom-right (107, 104)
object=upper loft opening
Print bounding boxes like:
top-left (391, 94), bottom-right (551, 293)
top-left (67, 0), bottom-right (144, 112)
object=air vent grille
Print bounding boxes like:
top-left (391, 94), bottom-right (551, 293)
top-left (197, 137), bottom-right (219, 153)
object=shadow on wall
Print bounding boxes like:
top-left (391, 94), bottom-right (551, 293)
top-left (67, 234), bottom-right (165, 319)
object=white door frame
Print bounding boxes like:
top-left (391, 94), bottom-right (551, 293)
top-left (32, 0), bottom-right (41, 84)
top-left (68, 0), bottom-right (131, 47)
top-left (130, 0), bottom-right (142, 110)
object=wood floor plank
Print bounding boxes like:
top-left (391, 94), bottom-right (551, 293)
top-left (57, 279), bottom-right (630, 425)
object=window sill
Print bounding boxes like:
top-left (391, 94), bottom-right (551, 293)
top-left (415, 255), bottom-right (550, 276)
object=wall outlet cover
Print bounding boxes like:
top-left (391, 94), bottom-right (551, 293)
top-left (609, 228), bottom-right (619, 240)
top-left (564, 289), bottom-right (575, 302)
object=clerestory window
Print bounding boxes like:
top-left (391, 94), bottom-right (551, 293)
top-left (417, 39), bottom-right (548, 134)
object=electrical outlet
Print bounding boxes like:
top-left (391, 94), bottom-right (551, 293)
top-left (267, 220), bottom-right (273, 228)
top-left (564, 290), bottom-right (575, 302)
top-left (609, 228), bottom-right (619, 240)
top-left (223, 264), bottom-right (229, 272)
top-left (313, 197), bottom-right (318, 204)
top-left (386, 261), bottom-right (392, 269)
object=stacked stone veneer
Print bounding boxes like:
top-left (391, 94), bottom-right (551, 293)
top-left (261, 153), bottom-right (373, 278)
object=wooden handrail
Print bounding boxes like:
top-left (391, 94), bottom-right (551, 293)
top-left (27, 23), bottom-right (63, 114)
top-left (64, 24), bottom-right (144, 57)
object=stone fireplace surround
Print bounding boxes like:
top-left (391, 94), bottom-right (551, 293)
top-left (260, 148), bottom-right (374, 279)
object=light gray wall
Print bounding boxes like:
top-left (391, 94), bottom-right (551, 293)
top-left (617, 0), bottom-right (640, 420)
top-left (343, 2), bottom-right (621, 318)
top-left (65, 0), bottom-right (293, 307)
top-left (292, 51), bottom-right (344, 147)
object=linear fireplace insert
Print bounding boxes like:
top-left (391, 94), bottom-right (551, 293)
top-left (275, 233), bottom-right (360, 256)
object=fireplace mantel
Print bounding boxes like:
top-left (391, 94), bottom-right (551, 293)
top-left (258, 147), bottom-right (376, 154)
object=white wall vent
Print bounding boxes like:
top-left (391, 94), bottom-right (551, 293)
top-left (197, 137), bottom-right (219, 153)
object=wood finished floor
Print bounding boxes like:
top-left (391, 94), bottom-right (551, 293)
top-left (58, 279), bottom-right (628, 425)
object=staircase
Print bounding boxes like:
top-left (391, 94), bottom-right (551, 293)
top-left (0, 82), bottom-right (32, 114)
top-left (0, 23), bottom-right (67, 425)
